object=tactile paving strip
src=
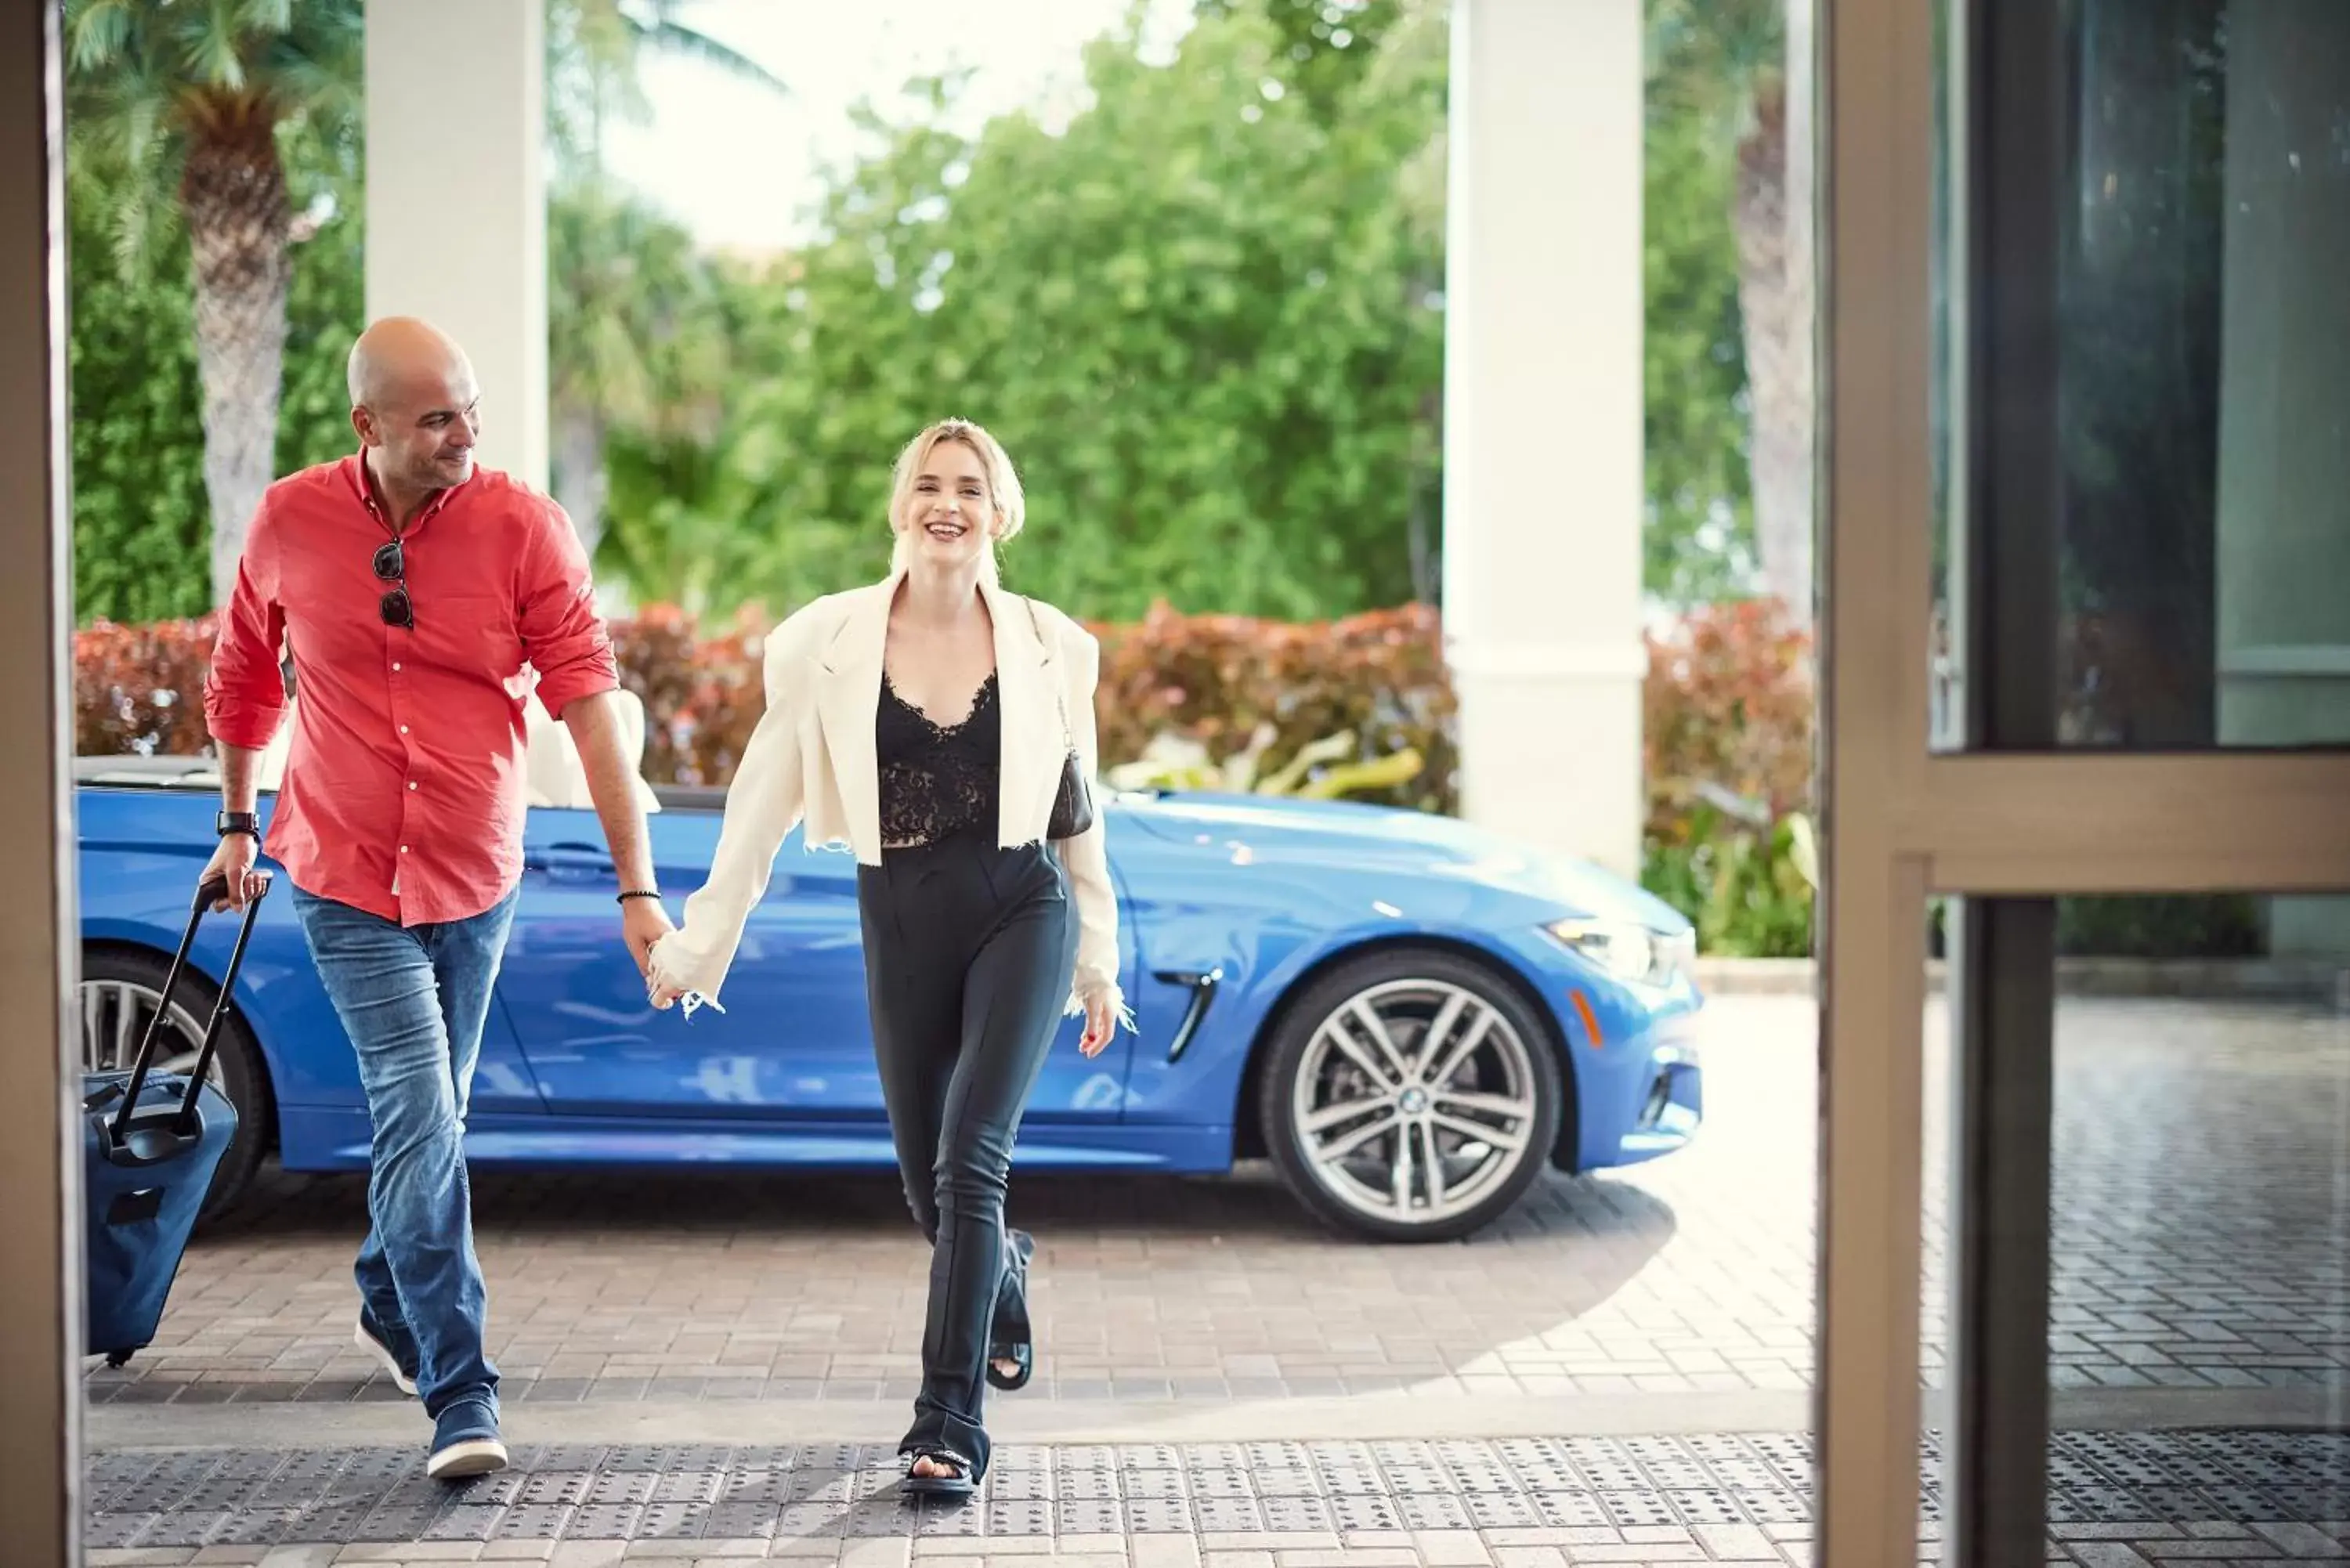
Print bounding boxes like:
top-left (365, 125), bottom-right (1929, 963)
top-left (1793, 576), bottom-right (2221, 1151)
top-left (76, 1431), bottom-right (2350, 1548)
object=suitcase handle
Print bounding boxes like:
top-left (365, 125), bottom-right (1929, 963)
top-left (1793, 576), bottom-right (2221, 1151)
top-left (108, 871), bottom-right (273, 1148)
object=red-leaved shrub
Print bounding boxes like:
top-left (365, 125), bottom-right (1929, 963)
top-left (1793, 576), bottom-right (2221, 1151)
top-left (1089, 602), bottom-right (1456, 814)
top-left (71, 602), bottom-right (1462, 815)
top-left (76, 617), bottom-right (220, 759)
top-left (74, 599), bottom-right (1818, 857)
top-left (1642, 596), bottom-right (1815, 848)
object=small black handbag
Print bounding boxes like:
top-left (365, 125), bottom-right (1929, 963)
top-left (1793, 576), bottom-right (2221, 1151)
top-left (1025, 597), bottom-right (1096, 840)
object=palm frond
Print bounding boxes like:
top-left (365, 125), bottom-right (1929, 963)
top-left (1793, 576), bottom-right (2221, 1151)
top-left (68, 56), bottom-right (181, 189)
top-left (237, 0), bottom-right (295, 33)
top-left (272, 31), bottom-right (367, 145)
top-left (179, 0), bottom-right (253, 92)
top-left (64, 0), bottom-right (138, 73)
top-left (97, 125), bottom-right (184, 280)
top-left (627, 16), bottom-right (788, 96)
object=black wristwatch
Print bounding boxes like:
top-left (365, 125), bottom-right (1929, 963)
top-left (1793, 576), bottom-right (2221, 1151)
top-left (216, 811), bottom-right (259, 840)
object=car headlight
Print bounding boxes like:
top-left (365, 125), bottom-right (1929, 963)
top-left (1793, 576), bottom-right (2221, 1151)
top-left (1542, 918), bottom-right (1690, 988)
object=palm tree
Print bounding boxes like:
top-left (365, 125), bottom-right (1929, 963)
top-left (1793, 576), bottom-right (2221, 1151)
top-left (64, 0), bottom-right (363, 608)
top-left (545, 0), bottom-right (785, 575)
top-left (64, 0), bottom-right (776, 607)
top-left (548, 182), bottom-right (732, 565)
top-left (549, 0), bottom-right (786, 172)
top-left (1650, 0), bottom-right (1815, 627)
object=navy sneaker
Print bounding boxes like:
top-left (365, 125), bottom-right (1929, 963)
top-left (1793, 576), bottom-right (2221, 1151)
top-left (425, 1395), bottom-right (508, 1480)
top-left (353, 1306), bottom-right (419, 1397)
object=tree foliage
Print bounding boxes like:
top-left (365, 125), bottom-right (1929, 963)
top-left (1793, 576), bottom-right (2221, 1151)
top-left (1193, 0), bottom-right (1407, 123)
top-left (547, 0), bottom-right (786, 175)
top-left (1643, 100), bottom-right (1754, 605)
top-left (68, 121), bottom-right (363, 624)
top-left (64, 0), bottom-right (365, 605)
top-left (602, 3), bottom-right (1448, 623)
top-left (66, 0), bottom-right (1775, 627)
top-left (544, 2), bottom-right (784, 564)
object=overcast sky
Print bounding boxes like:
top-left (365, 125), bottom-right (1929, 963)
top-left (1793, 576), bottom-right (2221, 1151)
top-left (604, 0), bottom-right (1196, 255)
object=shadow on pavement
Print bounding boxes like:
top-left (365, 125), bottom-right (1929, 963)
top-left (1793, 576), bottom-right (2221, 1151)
top-left (197, 1158), bottom-right (1677, 1257)
top-left (92, 1164), bottom-right (1683, 1408)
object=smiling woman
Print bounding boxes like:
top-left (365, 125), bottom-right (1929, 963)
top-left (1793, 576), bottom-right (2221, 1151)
top-left (885, 417), bottom-right (1026, 590)
top-left (644, 414), bottom-right (1124, 1496)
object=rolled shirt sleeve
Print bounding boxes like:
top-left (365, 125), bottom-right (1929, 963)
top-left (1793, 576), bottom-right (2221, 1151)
top-left (202, 496), bottom-right (291, 752)
top-left (518, 498), bottom-right (619, 719)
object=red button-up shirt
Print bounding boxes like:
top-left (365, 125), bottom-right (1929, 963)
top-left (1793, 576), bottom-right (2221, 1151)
top-left (202, 455), bottom-right (618, 927)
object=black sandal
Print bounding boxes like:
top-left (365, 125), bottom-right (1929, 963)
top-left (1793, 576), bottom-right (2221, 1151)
top-left (902, 1447), bottom-right (978, 1500)
top-left (988, 1230), bottom-right (1036, 1393)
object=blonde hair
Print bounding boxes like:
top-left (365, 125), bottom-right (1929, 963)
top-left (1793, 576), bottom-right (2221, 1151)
top-left (887, 417), bottom-right (1025, 581)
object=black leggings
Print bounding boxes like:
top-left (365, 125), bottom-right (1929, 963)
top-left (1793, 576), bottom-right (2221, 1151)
top-left (857, 834), bottom-right (1078, 1476)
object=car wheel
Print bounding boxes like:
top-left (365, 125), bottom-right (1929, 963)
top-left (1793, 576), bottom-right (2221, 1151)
top-left (80, 947), bottom-right (273, 1216)
top-left (1260, 948), bottom-right (1563, 1243)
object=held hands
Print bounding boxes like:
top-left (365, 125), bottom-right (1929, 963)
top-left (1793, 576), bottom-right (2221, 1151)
top-left (623, 900), bottom-right (677, 971)
top-left (630, 901), bottom-right (703, 1013)
top-left (631, 905), bottom-right (1114, 1042)
top-left (622, 894), bottom-right (678, 988)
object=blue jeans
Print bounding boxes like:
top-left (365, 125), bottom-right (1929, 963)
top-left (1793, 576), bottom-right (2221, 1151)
top-left (291, 884), bottom-right (517, 1419)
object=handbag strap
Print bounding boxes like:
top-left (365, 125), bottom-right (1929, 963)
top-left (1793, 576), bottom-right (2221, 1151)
top-left (1021, 595), bottom-right (1077, 753)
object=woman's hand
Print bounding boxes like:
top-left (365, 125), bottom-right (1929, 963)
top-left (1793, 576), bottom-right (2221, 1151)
top-left (1078, 992), bottom-right (1115, 1057)
top-left (643, 934), bottom-right (685, 1010)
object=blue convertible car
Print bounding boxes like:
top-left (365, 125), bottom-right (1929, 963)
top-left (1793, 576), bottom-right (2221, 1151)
top-left (75, 739), bottom-right (1704, 1242)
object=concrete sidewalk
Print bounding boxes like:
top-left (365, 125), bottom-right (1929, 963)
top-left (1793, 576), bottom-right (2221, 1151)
top-left (77, 1429), bottom-right (2350, 1564)
top-left (85, 999), bottom-right (2348, 1421)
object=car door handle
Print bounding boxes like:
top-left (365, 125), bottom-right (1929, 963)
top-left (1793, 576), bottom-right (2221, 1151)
top-left (526, 844), bottom-right (615, 882)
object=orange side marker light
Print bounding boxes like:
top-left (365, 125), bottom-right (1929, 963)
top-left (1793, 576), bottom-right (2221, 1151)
top-left (1568, 989), bottom-right (1604, 1050)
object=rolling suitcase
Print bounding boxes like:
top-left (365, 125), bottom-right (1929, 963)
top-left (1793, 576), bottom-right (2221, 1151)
top-left (81, 872), bottom-right (269, 1367)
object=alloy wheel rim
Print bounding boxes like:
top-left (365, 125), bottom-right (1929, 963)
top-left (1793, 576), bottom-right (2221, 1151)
top-left (79, 978), bottom-right (220, 1087)
top-left (1290, 977), bottom-right (1540, 1226)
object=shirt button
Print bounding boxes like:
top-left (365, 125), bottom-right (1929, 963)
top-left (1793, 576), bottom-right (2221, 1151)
top-left (408, 782), bottom-right (418, 791)
top-left (400, 845), bottom-right (410, 854)
top-left (392, 662), bottom-right (402, 672)
top-left (400, 724), bottom-right (410, 735)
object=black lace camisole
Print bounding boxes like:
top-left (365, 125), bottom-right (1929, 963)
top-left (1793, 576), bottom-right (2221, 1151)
top-left (876, 670), bottom-right (1001, 847)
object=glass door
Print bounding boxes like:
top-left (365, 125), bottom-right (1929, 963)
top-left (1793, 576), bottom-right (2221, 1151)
top-left (1814, 0), bottom-right (2350, 1560)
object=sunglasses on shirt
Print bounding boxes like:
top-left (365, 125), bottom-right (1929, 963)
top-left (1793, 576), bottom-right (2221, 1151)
top-left (372, 538), bottom-right (414, 628)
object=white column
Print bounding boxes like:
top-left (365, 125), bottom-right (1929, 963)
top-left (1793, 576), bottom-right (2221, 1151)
top-left (366, 0), bottom-right (548, 490)
top-left (1442, 0), bottom-right (1647, 877)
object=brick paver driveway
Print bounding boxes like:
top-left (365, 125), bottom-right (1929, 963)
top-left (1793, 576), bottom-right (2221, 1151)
top-left (84, 995), bottom-right (2349, 1412)
top-left (91, 998), bottom-right (1804, 1412)
top-left (80, 993), bottom-right (2350, 1563)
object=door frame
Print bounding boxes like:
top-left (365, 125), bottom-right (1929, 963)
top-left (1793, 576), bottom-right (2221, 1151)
top-left (0, 1), bottom-right (82, 1559)
top-left (1814, 0), bottom-right (2350, 1562)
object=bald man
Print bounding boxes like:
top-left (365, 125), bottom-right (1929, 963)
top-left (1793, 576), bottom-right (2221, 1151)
top-left (200, 317), bottom-right (671, 1479)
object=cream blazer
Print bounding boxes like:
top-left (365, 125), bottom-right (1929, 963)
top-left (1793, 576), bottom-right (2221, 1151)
top-left (645, 570), bottom-right (1123, 1023)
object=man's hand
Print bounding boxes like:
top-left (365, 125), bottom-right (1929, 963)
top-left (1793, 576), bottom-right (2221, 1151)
top-left (622, 896), bottom-right (675, 979)
top-left (201, 834), bottom-right (264, 912)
